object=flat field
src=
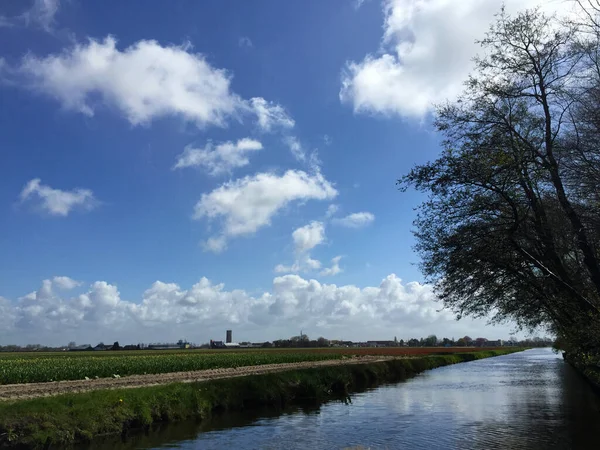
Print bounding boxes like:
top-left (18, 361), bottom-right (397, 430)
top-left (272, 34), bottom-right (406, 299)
top-left (0, 347), bottom-right (505, 385)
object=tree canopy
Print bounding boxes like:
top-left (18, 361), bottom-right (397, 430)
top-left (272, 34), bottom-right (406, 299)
top-left (400, 2), bottom-right (600, 356)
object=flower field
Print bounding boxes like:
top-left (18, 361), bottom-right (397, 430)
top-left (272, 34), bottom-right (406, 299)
top-left (0, 350), bottom-right (342, 384)
top-left (0, 347), bottom-right (505, 385)
top-left (314, 347), bottom-right (506, 356)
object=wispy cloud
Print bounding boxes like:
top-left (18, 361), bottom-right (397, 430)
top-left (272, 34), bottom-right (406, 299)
top-left (1, 0), bottom-right (60, 30)
top-left (353, 0), bottom-right (367, 10)
top-left (173, 138), bottom-right (263, 176)
top-left (325, 204), bottom-right (339, 218)
top-left (23, 0), bottom-right (60, 30)
top-left (250, 97), bottom-right (295, 132)
top-left (19, 178), bottom-right (98, 217)
top-left (284, 136), bottom-right (306, 162)
top-left (0, 16), bottom-right (14, 28)
top-left (332, 212), bottom-right (375, 228)
top-left (283, 136), bottom-right (322, 173)
top-left (238, 36), bottom-right (253, 48)
top-left (320, 256), bottom-right (343, 276)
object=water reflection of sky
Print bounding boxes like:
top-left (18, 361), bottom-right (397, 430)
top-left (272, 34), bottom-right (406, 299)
top-left (189, 349), bottom-right (600, 449)
top-left (88, 349), bottom-right (600, 450)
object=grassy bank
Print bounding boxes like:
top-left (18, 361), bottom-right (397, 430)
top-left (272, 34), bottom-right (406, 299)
top-left (0, 349), bottom-right (522, 449)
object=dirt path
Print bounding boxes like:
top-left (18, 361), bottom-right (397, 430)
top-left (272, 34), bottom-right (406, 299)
top-left (0, 356), bottom-right (399, 402)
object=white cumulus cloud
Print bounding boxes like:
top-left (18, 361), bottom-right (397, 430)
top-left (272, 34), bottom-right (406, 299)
top-left (274, 263), bottom-right (297, 274)
top-left (52, 276), bottom-right (82, 290)
top-left (292, 221), bottom-right (325, 253)
top-left (275, 254), bottom-right (323, 275)
top-left (0, 296), bottom-right (17, 331)
top-left (276, 211), bottom-right (372, 276)
top-left (320, 256), bottom-right (343, 276)
top-left (340, 0), bottom-right (573, 119)
top-left (9, 36), bottom-right (292, 131)
top-left (19, 178), bottom-right (98, 217)
top-left (0, 273), bottom-right (516, 345)
top-left (276, 221), bottom-right (328, 274)
top-left (173, 138), bottom-right (263, 175)
top-left (194, 170), bottom-right (337, 252)
top-left (333, 211), bottom-right (375, 228)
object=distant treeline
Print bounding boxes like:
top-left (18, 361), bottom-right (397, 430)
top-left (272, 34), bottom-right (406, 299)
top-left (0, 335), bottom-right (552, 352)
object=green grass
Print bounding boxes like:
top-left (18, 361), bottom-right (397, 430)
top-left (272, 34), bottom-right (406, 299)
top-left (0, 349), bottom-right (523, 449)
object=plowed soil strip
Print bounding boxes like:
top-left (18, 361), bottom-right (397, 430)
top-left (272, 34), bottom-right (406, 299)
top-left (0, 356), bottom-right (399, 402)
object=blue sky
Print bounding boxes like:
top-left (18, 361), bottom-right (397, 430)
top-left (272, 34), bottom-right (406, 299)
top-left (0, 0), bottom-right (566, 346)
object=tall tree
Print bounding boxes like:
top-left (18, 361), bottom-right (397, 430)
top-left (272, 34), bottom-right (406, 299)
top-left (400, 5), bottom-right (600, 355)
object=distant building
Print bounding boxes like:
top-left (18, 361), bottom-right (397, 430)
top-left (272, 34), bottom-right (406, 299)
top-left (366, 340), bottom-right (397, 347)
top-left (226, 330), bottom-right (232, 344)
top-left (210, 339), bottom-right (241, 349)
top-left (210, 340), bottom-right (226, 349)
top-left (484, 340), bottom-right (503, 347)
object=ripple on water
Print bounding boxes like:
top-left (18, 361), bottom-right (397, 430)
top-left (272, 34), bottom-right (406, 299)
top-left (84, 349), bottom-right (600, 450)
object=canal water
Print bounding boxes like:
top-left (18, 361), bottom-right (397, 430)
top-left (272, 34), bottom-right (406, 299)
top-left (92, 348), bottom-right (600, 449)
